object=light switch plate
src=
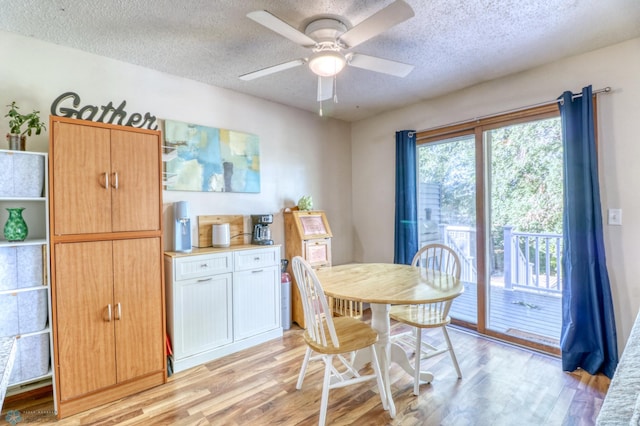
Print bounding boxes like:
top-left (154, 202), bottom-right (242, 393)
top-left (608, 208), bottom-right (622, 225)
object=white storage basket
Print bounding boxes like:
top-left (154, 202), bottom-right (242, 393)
top-left (0, 289), bottom-right (48, 336)
top-left (0, 246), bottom-right (44, 290)
top-left (0, 151), bottom-right (45, 197)
top-left (9, 333), bottom-right (50, 385)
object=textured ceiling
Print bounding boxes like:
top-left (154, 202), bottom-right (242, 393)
top-left (1, 0), bottom-right (639, 122)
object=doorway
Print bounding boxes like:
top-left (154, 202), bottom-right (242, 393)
top-left (416, 105), bottom-right (563, 353)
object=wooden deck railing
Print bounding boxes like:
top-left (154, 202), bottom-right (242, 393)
top-left (441, 225), bottom-right (477, 283)
top-left (427, 225), bottom-right (563, 295)
top-left (503, 226), bottom-right (562, 294)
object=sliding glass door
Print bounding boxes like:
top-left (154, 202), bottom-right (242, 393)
top-left (485, 117), bottom-right (563, 348)
top-left (417, 134), bottom-right (478, 326)
top-left (416, 105), bottom-right (562, 353)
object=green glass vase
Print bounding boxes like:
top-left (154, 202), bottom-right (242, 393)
top-left (4, 207), bottom-right (28, 242)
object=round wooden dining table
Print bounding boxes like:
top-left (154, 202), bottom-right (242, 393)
top-left (316, 263), bottom-right (463, 416)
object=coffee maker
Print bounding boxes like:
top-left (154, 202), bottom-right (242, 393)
top-left (251, 214), bottom-right (274, 245)
top-left (173, 201), bottom-right (192, 253)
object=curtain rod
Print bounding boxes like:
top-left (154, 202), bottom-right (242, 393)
top-left (560, 86), bottom-right (611, 104)
top-left (417, 86), bottom-right (611, 135)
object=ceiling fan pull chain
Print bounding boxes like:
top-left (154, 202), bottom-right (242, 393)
top-left (319, 99), bottom-right (323, 117)
top-left (333, 76), bottom-right (338, 103)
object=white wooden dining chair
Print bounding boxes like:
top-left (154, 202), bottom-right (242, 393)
top-left (291, 256), bottom-right (388, 426)
top-left (389, 243), bottom-right (463, 395)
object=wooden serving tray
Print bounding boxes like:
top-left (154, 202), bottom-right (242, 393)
top-left (196, 215), bottom-right (246, 247)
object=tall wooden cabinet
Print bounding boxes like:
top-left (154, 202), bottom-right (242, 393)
top-left (51, 121), bottom-right (160, 235)
top-left (284, 209), bottom-right (332, 328)
top-left (49, 117), bottom-right (165, 418)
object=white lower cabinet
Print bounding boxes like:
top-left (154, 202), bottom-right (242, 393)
top-left (165, 246), bottom-right (282, 373)
top-left (172, 273), bottom-right (233, 359)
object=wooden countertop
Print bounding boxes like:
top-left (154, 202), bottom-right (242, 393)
top-left (165, 244), bottom-right (281, 258)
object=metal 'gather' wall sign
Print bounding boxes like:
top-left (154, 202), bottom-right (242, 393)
top-left (50, 92), bottom-right (159, 130)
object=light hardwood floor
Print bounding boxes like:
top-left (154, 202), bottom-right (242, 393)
top-left (2, 316), bottom-right (609, 425)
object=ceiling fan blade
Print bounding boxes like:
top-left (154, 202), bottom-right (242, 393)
top-left (339, 0), bottom-right (414, 48)
top-left (239, 59), bottom-right (306, 81)
top-left (348, 53), bottom-right (414, 77)
top-left (247, 10), bottom-right (317, 47)
top-left (317, 76), bottom-right (333, 101)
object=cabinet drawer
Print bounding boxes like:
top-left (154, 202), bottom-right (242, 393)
top-left (234, 247), bottom-right (279, 271)
top-left (303, 239), bottom-right (331, 268)
top-left (174, 252), bottom-right (233, 280)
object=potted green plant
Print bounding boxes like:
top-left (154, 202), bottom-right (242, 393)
top-left (297, 195), bottom-right (313, 211)
top-left (5, 101), bottom-right (46, 150)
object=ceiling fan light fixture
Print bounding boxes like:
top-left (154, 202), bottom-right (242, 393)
top-left (309, 51), bottom-right (346, 77)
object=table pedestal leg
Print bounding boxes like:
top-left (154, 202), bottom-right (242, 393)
top-left (370, 303), bottom-right (396, 418)
top-left (356, 305), bottom-right (434, 390)
top-left (390, 342), bottom-right (434, 384)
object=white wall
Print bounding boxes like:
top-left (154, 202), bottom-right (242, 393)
top-left (351, 37), bottom-right (640, 349)
top-left (0, 31), bottom-right (354, 264)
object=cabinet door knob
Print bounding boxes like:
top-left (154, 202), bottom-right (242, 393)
top-left (115, 302), bottom-right (122, 320)
top-left (111, 172), bottom-right (119, 189)
top-left (106, 304), bottom-right (112, 322)
top-left (103, 172), bottom-right (109, 189)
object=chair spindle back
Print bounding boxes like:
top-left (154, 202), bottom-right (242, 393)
top-left (411, 244), bottom-right (461, 321)
top-left (291, 256), bottom-right (339, 349)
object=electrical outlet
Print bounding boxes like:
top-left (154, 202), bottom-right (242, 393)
top-left (608, 208), bottom-right (622, 226)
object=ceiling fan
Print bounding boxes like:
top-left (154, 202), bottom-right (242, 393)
top-left (239, 0), bottom-right (415, 108)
